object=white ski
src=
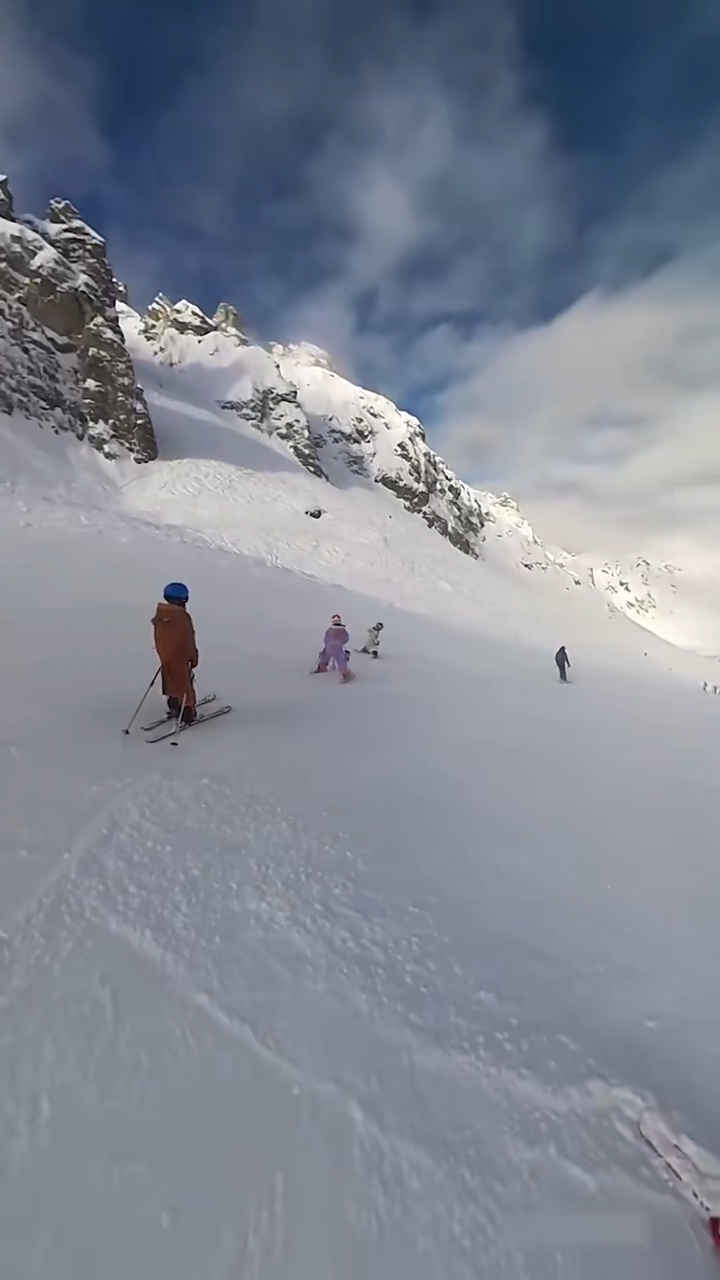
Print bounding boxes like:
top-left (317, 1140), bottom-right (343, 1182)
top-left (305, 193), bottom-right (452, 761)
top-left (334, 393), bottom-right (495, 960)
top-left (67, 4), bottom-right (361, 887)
top-left (141, 693), bottom-right (216, 732)
top-left (639, 1110), bottom-right (720, 1219)
top-left (147, 705), bottom-right (232, 743)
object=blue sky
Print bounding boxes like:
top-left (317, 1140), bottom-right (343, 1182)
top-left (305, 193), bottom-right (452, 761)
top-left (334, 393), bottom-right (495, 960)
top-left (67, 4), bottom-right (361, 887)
top-left (3, 0), bottom-right (720, 552)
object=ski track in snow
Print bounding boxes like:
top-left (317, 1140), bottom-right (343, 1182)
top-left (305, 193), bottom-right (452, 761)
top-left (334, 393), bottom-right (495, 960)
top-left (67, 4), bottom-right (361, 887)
top-left (0, 776), bottom-right (659, 1278)
top-left (1, 765), bottom-right (716, 1278)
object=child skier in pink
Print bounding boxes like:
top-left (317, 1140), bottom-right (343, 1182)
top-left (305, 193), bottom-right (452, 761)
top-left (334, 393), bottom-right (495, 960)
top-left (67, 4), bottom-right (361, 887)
top-left (314, 615), bottom-right (354, 682)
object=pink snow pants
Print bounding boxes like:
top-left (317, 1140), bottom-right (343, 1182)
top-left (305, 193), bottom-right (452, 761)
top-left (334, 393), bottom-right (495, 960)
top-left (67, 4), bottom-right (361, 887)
top-left (319, 645), bottom-right (349, 673)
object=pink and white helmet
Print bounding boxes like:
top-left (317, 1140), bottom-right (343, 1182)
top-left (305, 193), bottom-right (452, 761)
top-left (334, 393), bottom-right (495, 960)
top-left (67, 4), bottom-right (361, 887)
top-left (331, 614), bottom-right (343, 626)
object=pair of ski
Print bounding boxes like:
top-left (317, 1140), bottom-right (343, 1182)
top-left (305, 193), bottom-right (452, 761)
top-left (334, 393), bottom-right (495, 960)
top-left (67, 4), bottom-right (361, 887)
top-left (141, 694), bottom-right (232, 743)
top-left (639, 1110), bottom-right (720, 1251)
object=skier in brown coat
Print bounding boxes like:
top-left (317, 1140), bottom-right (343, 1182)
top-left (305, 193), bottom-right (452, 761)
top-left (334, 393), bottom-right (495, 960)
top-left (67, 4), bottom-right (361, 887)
top-left (152, 582), bottom-right (198, 723)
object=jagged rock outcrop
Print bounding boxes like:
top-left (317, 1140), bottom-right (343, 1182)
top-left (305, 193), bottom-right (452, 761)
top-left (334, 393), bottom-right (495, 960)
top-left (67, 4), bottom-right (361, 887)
top-left (272, 347), bottom-right (486, 557)
top-left (379, 431), bottom-right (485, 558)
top-left (218, 386), bottom-right (327, 480)
top-left (140, 295), bottom-right (250, 349)
top-left (131, 298), bottom-right (486, 557)
top-left (213, 302), bottom-right (247, 340)
top-left (0, 177), bottom-right (156, 461)
top-left (139, 295), bottom-right (326, 478)
top-left (142, 295), bottom-right (216, 342)
top-left (587, 558), bottom-right (669, 620)
top-left (0, 176), bottom-right (14, 220)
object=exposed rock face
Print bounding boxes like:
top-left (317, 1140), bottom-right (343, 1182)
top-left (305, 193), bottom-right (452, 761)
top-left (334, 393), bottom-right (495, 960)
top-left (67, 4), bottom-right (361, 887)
top-left (0, 176), bottom-right (14, 220)
top-left (0, 178), bottom-right (156, 461)
top-left (272, 347), bottom-right (486, 557)
top-left (378, 431), bottom-right (485, 558)
top-left (218, 386), bottom-right (327, 480)
top-left (140, 295), bottom-right (250, 348)
top-left (141, 295), bottom-right (217, 343)
top-left (139, 295), bottom-right (326, 478)
top-left (213, 302), bottom-right (248, 340)
top-left (132, 296), bottom-right (486, 558)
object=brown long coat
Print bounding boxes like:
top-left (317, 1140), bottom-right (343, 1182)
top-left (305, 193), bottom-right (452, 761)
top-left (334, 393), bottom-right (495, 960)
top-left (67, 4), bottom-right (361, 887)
top-left (152, 601), bottom-right (198, 707)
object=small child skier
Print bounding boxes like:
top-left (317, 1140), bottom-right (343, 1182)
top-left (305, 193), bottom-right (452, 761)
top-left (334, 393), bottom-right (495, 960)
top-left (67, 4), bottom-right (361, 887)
top-left (360, 622), bottom-right (384, 658)
top-left (152, 582), bottom-right (199, 723)
top-left (314, 615), bottom-right (354, 682)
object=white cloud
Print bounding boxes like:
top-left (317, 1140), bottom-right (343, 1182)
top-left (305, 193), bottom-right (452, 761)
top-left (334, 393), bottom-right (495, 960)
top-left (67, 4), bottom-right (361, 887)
top-left (281, 18), bottom-right (570, 369)
top-left (439, 250), bottom-right (720, 558)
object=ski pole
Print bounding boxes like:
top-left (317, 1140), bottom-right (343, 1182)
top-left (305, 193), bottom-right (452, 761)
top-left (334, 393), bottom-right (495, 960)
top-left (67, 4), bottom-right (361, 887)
top-left (171, 690), bottom-right (187, 747)
top-left (123, 667), bottom-right (161, 735)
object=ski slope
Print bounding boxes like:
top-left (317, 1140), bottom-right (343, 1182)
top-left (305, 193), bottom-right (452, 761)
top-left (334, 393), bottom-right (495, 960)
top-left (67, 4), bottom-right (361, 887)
top-left (1, 399), bottom-right (720, 1280)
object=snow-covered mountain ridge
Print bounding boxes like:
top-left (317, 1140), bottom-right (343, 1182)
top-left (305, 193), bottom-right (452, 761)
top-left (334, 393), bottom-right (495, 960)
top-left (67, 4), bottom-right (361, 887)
top-left (123, 295), bottom-right (720, 654)
top-left (477, 492), bottom-right (720, 651)
top-left (2, 176), bottom-right (717, 654)
top-left (133, 294), bottom-right (487, 559)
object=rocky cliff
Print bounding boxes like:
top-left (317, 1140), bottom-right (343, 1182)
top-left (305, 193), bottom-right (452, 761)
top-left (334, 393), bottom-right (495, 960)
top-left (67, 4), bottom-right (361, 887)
top-left (0, 177), bottom-right (156, 462)
top-left (133, 298), bottom-right (486, 556)
top-left (272, 342), bottom-right (486, 557)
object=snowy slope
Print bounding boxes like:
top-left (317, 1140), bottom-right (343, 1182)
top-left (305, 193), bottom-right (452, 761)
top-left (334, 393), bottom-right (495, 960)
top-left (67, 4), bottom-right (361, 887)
top-left (2, 370), bottom-right (720, 1279)
top-left (581, 554), bottom-right (720, 654)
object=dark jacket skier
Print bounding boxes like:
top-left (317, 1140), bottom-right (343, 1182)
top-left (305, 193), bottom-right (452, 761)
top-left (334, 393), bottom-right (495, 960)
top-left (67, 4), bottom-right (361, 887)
top-left (555, 646), bottom-right (570, 682)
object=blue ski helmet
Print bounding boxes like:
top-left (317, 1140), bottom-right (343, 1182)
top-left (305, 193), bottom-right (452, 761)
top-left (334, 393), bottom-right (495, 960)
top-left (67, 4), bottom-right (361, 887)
top-left (163, 581), bottom-right (189, 603)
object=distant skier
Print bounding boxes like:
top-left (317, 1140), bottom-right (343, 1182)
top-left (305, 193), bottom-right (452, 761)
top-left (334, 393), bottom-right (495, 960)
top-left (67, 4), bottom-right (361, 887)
top-left (314, 615), bottom-right (354, 682)
top-left (555, 645), bottom-right (570, 683)
top-left (359, 622), bottom-right (384, 659)
top-left (152, 583), bottom-right (199, 723)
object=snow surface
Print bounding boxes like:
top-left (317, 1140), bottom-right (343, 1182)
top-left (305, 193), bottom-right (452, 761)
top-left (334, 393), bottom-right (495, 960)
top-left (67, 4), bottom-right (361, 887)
top-left (2, 346), bottom-right (720, 1279)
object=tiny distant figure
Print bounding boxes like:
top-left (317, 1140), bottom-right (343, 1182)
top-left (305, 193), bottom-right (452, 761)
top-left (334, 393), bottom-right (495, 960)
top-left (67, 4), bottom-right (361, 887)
top-left (314, 615), bottom-right (354, 682)
top-left (555, 645), bottom-right (570, 683)
top-left (360, 622), bottom-right (384, 659)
